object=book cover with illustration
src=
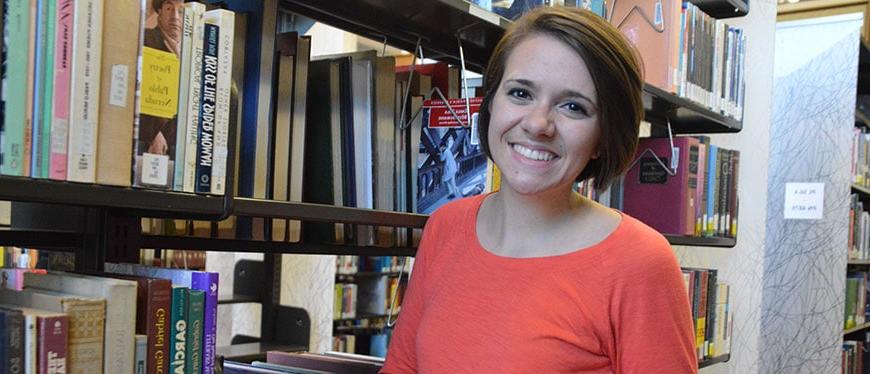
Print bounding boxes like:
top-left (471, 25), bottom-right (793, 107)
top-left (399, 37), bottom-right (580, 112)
top-left (134, 0), bottom-right (184, 189)
top-left (416, 97), bottom-right (488, 214)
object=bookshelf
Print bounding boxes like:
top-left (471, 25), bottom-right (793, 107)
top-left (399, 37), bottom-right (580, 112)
top-left (844, 322), bottom-right (870, 336)
top-left (0, 0), bottom-right (742, 370)
top-left (698, 354), bottom-right (731, 368)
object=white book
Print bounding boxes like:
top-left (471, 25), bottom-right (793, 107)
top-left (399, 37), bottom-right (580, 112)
top-left (23, 272), bottom-right (137, 374)
top-left (66, 0), bottom-right (104, 183)
top-left (204, 9), bottom-right (235, 195)
top-left (135, 334), bottom-right (147, 374)
top-left (24, 314), bottom-right (36, 374)
top-left (175, 2), bottom-right (205, 191)
top-left (182, 2), bottom-right (207, 193)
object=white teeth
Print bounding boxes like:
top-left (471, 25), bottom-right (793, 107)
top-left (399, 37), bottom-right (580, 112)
top-left (512, 144), bottom-right (555, 161)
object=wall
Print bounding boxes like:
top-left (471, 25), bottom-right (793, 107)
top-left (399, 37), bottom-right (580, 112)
top-left (673, 0), bottom-right (778, 372)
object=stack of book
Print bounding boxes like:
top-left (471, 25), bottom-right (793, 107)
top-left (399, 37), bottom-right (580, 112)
top-left (848, 194), bottom-right (870, 261)
top-left (0, 263), bottom-right (219, 373)
top-left (852, 127), bottom-right (870, 188)
top-left (682, 268), bottom-right (732, 361)
top-left (842, 340), bottom-right (865, 374)
top-left (0, 1), bottom-right (237, 196)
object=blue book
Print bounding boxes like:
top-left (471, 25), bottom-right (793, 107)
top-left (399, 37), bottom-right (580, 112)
top-left (705, 145), bottom-right (718, 237)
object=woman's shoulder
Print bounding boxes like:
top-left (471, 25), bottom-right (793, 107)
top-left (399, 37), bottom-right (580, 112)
top-left (427, 194), bottom-right (489, 226)
top-left (601, 213), bottom-right (678, 275)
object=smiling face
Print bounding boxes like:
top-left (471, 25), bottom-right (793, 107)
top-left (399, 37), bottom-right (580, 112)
top-left (488, 33), bottom-right (600, 197)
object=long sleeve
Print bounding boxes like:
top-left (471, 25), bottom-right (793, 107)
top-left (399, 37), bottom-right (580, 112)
top-left (610, 235), bottom-right (698, 374)
top-left (380, 220), bottom-right (437, 373)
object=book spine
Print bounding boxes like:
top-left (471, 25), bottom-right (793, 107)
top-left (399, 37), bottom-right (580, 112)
top-left (30, 0), bottom-right (46, 178)
top-left (49, 0), bottom-right (73, 180)
top-left (182, 5), bottom-right (205, 193)
top-left (23, 315), bottom-right (35, 374)
top-left (36, 315), bottom-right (67, 374)
top-left (38, 0), bottom-right (56, 179)
top-left (174, 5), bottom-right (195, 191)
top-left (63, 299), bottom-right (105, 374)
top-left (208, 10), bottom-right (235, 195)
top-left (134, 334), bottom-right (146, 374)
top-left (66, 0), bottom-right (103, 183)
top-left (95, 0), bottom-right (139, 187)
top-left (185, 290), bottom-right (204, 374)
top-left (23, 0), bottom-right (36, 178)
top-left (190, 272), bottom-right (217, 374)
top-left (2, 0), bottom-right (31, 176)
top-left (169, 287), bottom-right (189, 374)
top-left (194, 22), bottom-right (219, 194)
top-left (4, 310), bottom-right (25, 374)
top-left (146, 280), bottom-right (171, 374)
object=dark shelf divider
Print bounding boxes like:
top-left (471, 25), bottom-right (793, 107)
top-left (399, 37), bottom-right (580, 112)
top-left (664, 235), bottom-right (737, 248)
top-left (141, 235), bottom-right (417, 257)
top-left (698, 354), bottom-right (730, 368)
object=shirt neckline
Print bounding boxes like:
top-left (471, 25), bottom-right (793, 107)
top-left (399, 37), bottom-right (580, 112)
top-left (466, 192), bottom-right (625, 268)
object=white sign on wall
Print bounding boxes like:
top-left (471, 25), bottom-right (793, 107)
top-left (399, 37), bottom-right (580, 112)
top-left (784, 182), bottom-right (825, 220)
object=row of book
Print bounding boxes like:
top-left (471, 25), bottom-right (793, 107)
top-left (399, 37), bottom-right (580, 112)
top-left (842, 340), bottom-right (866, 374)
top-left (682, 268), bottom-right (732, 361)
top-left (334, 277), bottom-right (405, 321)
top-left (336, 256), bottom-right (406, 275)
top-left (848, 194), bottom-right (870, 261)
top-left (851, 128), bottom-right (870, 188)
top-left (469, 0), bottom-right (748, 121)
top-left (0, 263), bottom-right (219, 374)
top-left (844, 272), bottom-right (870, 330)
top-left (223, 351), bottom-right (382, 374)
top-left (587, 136), bottom-right (740, 238)
top-left (0, 0), bottom-right (237, 196)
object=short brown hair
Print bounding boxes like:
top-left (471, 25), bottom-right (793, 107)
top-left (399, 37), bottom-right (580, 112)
top-left (477, 7), bottom-right (644, 191)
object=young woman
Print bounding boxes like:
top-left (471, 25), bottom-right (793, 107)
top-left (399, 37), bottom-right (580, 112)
top-left (382, 7), bottom-right (697, 373)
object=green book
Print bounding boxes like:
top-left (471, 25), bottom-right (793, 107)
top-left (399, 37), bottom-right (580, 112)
top-left (845, 277), bottom-right (858, 330)
top-left (186, 290), bottom-right (205, 374)
top-left (39, 0), bottom-right (57, 178)
top-left (2, 0), bottom-right (31, 176)
top-left (170, 286), bottom-right (189, 374)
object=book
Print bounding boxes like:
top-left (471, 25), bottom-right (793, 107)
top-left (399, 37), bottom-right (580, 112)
top-left (32, 0), bottom-right (57, 179)
top-left (265, 351), bottom-right (382, 374)
top-left (48, 0), bottom-right (74, 180)
top-left (287, 35), bottom-right (311, 243)
top-left (187, 290), bottom-right (204, 374)
top-left (415, 97), bottom-right (487, 214)
top-left (0, 269), bottom-right (47, 291)
top-left (1, 307), bottom-right (67, 374)
top-left (204, 9), bottom-right (235, 195)
top-left (2, 0), bottom-right (32, 176)
top-left (270, 32), bottom-right (299, 242)
top-left (134, 334), bottom-right (147, 374)
top-left (66, 0), bottom-right (104, 183)
top-left (0, 289), bottom-right (106, 374)
top-left (610, 0), bottom-right (683, 92)
top-left (623, 136), bottom-right (700, 236)
top-left (176, 1), bottom-right (206, 192)
top-left (104, 263), bottom-right (219, 374)
top-left (95, 0), bottom-right (141, 187)
top-left (170, 286), bottom-right (189, 374)
top-left (0, 308), bottom-right (25, 374)
top-left (195, 17), bottom-right (219, 194)
top-left (22, 271), bottom-right (137, 374)
top-left (134, 0), bottom-right (183, 189)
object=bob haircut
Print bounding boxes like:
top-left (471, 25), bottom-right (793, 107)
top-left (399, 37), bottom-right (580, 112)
top-left (477, 6), bottom-right (644, 191)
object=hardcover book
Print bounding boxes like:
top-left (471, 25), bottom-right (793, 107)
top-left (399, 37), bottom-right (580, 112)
top-left (623, 136), bottom-right (700, 236)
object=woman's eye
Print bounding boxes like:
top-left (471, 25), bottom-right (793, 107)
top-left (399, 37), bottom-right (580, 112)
top-left (563, 102), bottom-right (588, 116)
top-left (507, 88), bottom-right (531, 100)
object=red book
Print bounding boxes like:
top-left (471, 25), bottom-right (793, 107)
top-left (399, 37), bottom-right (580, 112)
top-left (623, 137), bottom-right (700, 236)
top-left (37, 313), bottom-right (68, 374)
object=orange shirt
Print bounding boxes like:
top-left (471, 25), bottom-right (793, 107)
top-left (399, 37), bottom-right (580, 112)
top-left (381, 194), bottom-right (697, 373)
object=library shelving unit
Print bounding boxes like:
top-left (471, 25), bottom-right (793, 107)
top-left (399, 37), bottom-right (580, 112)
top-left (0, 0), bottom-right (741, 368)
